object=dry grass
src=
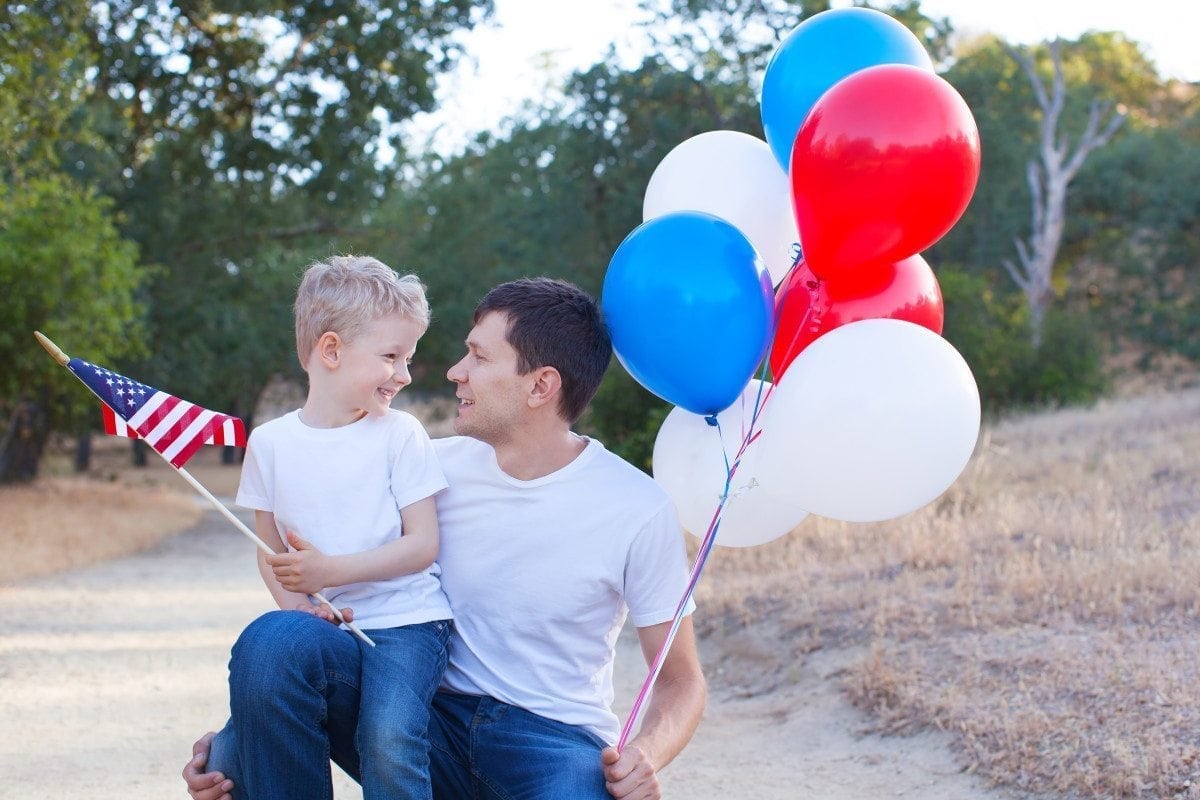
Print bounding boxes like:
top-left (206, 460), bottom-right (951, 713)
top-left (693, 385), bottom-right (1200, 799)
top-left (0, 437), bottom-right (241, 585)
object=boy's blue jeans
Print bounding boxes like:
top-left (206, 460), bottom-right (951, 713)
top-left (208, 610), bottom-right (611, 800)
top-left (210, 611), bottom-right (449, 800)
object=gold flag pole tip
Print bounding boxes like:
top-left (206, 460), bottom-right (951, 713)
top-left (33, 331), bottom-right (70, 366)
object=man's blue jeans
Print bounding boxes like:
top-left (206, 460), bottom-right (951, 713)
top-left (209, 610), bottom-right (611, 800)
top-left (210, 611), bottom-right (449, 800)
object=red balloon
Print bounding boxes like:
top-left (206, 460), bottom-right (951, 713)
top-left (789, 64), bottom-right (980, 283)
top-left (770, 255), bottom-right (944, 378)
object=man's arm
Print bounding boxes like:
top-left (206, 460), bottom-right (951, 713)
top-left (602, 617), bottom-right (707, 799)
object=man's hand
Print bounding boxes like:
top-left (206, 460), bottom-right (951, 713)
top-left (267, 531), bottom-right (335, 594)
top-left (182, 732), bottom-right (234, 800)
top-left (601, 744), bottom-right (661, 800)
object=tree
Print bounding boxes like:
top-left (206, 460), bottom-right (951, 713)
top-left (641, 0), bottom-right (953, 95)
top-left (58, 0), bottom-right (494, 426)
top-left (1003, 40), bottom-right (1125, 345)
top-left (0, 2), bottom-right (146, 483)
top-left (1073, 92), bottom-right (1200, 365)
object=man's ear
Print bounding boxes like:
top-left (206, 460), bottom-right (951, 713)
top-left (316, 331), bottom-right (342, 369)
top-left (527, 366), bottom-right (562, 411)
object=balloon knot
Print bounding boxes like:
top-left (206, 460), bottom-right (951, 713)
top-left (704, 414), bottom-right (719, 427)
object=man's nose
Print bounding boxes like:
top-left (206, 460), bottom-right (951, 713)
top-left (447, 357), bottom-right (466, 383)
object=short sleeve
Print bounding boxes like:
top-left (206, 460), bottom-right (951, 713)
top-left (389, 415), bottom-right (449, 510)
top-left (623, 501), bottom-right (696, 628)
top-left (235, 428), bottom-right (272, 512)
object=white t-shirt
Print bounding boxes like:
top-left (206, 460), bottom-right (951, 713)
top-left (432, 435), bottom-right (694, 743)
top-left (236, 409), bottom-right (452, 630)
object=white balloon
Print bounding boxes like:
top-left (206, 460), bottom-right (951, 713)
top-left (653, 380), bottom-right (809, 547)
top-left (643, 130), bottom-right (799, 286)
top-left (756, 319), bottom-right (981, 523)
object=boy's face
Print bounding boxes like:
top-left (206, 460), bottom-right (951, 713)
top-left (446, 311), bottom-right (529, 443)
top-left (335, 313), bottom-right (422, 418)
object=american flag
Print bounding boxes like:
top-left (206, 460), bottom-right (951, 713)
top-left (67, 358), bottom-right (247, 468)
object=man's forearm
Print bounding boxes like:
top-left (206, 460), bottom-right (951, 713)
top-left (626, 669), bottom-right (707, 770)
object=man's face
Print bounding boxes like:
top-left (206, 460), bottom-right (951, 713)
top-left (446, 311), bottom-right (529, 443)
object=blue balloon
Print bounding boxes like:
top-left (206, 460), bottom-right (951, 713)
top-left (602, 212), bottom-right (775, 416)
top-left (760, 7), bottom-right (933, 170)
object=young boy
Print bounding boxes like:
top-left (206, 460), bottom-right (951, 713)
top-left (234, 255), bottom-right (451, 800)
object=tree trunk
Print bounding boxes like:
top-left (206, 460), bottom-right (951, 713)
top-left (0, 401), bottom-right (49, 484)
top-left (132, 437), bottom-right (148, 467)
top-left (1004, 40), bottom-right (1126, 347)
top-left (75, 432), bottom-right (93, 472)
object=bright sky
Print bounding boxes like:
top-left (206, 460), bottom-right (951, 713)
top-left (403, 0), bottom-right (1199, 156)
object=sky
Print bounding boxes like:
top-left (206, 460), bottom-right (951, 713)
top-left (401, 0), bottom-right (1200, 156)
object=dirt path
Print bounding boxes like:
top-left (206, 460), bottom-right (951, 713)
top-left (0, 508), bottom-right (1011, 799)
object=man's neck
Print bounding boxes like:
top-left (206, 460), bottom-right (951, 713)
top-left (491, 428), bottom-right (588, 481)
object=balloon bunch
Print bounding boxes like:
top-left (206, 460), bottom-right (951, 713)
top-left (605, 8), bottom-right (983, 749)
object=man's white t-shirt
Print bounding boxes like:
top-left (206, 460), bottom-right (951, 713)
top-left (237, 410), bottom-right (452, 630)
top-left (432, 435), bottom-right (694, 743)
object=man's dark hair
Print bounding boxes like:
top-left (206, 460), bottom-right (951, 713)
top-left (475, 278), bottom-right (612, 424)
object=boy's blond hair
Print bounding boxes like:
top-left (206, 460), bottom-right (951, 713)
top-left (294, 255), bottom-right (429, 368)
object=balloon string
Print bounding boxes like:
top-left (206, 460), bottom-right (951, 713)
top-left (617, 339), bottom-right (781, 751)
top-left (616, 249), bottom-right (804, 751)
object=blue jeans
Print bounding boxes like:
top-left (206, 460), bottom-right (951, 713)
top-left (209, 610), bottom-right (611, 800)
top-left (210, 611), bottom-right (449, 800)
top-left (428, 691), bottom-right (611, 799)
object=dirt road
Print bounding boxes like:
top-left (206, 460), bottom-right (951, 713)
top-left (0, 508), bottom-right (1010, 799)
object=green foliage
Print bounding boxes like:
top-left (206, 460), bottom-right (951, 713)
top-left (584, 369), bottom-right (669, 473)
top-left (54, 0), bottom-right (494, 421)
top-left (934, 32), bottom-right (1159, 277)
top-left (76, 0), bottom-right (491, 204)
top-left (4, 0), bottom-right (1193, 472)
top-left (0, 2), bottom-right (92, 177)
top-left (1071, 103), bottom-right (1200, 363)
top-left (372, 55), bottom-right (762, 396)
top-left (0, 2), bottom-right (148, 482)
top-left (939, 270), bottom-right (1107, 410)
top-left (0, 173), bottom-right (144, 425)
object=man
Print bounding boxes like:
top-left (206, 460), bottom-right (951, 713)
top-left (184, 278), bottom-right (707, 799)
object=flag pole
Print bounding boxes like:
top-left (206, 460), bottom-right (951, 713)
top-left (34, 331), bottom-right (375, 647)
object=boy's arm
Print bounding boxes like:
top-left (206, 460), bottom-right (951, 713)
top-left (252, 510), bottom-right (314, 611)
top-left (268, 495), bottom-right (440, 592)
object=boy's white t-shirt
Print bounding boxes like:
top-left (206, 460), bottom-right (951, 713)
top-left (236, 409), bottom-right (452, 630)
top-left (432, 435), bottom-right (694, 743)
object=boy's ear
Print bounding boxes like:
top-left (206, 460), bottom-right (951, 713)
top-left (316, 331), bottom-right (342, 368)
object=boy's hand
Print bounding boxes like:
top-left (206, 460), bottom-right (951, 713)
top-left (294, 600), bottom-right (355, 625)
top-left (266, 531), bottom-right (334, 594)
